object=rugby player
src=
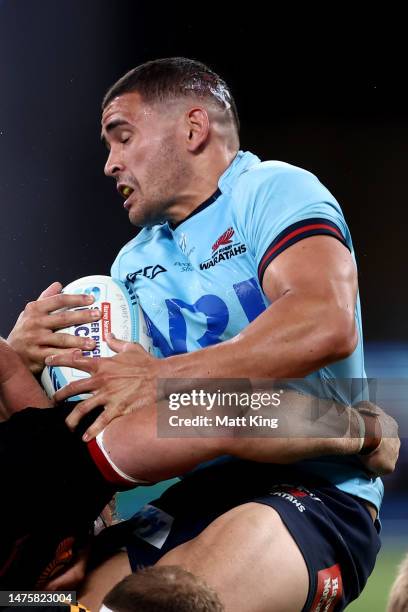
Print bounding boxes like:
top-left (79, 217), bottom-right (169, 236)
top-left (7, 58), bottom-right (400, 611)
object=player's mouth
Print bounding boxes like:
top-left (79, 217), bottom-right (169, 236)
top-left (117, 183), bottom-right (135, 208)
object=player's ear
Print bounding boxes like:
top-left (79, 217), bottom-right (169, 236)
top-left (185, 107), bottom-right (210, 152)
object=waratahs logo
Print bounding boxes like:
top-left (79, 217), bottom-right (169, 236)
top-left (212, 227), bottom-right (235, 252)
top-left (200, 227), bottom-right (246, 270)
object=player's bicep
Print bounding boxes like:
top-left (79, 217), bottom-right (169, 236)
top-left (261, 235), bottom-right (358, 308)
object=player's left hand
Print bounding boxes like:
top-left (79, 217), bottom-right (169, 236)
top-left (46, 334), bottom-right (162, 441)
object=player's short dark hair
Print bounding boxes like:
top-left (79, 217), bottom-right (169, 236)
top-left (102, 565), bottom-right (224, 612)
top-left (102, 57), bottom-right (240, 135)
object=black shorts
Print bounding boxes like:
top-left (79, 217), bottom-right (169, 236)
top-left (93, 460), bottom-right (381, 612)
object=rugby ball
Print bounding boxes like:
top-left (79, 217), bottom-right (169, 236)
top-left (41, 275), bottom-right (153, 401)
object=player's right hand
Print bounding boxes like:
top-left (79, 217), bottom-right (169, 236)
top-left (7, 281), bottom-right (101, 374)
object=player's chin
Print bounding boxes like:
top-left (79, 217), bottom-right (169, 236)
top-left (127, 205), bottom-right (144, 227)
top-left (124, 198), bottom-right (141, 223)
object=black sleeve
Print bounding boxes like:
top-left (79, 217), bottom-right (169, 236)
top-left (0, 404), bottom-right (115, 590)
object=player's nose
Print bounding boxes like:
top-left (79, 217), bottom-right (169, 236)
top-left (104, 150), bottom-right (124, 177)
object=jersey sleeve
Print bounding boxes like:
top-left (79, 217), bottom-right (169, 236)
top-left (110, 254), bottom-right (120, 279)
top-left (236, 164), bottom-right (351, 285)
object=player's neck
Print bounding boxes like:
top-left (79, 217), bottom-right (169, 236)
top-left (168, 147), bottom-right (238, 224)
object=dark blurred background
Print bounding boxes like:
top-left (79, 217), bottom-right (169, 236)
top-left (0, 3), bottom-right (407, 608)
top-left (0, 1), bottom-right (407, 341)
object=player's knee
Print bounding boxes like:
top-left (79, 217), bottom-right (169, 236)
top-left (101, 565), bottom-right (224, 611)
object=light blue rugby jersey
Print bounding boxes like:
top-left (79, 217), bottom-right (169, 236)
top-left (111, 150), bottom-right (383, 511)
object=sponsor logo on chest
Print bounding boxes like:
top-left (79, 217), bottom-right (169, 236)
top-left (126, 265), bottom-right (167, 282)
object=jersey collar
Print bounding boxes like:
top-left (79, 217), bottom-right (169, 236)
top-left (169, 188), bottom-right (222, 230)
top-left (217, 150), bottom-right (260, 194)
top-left (167, 150), bottom-right (260, 232)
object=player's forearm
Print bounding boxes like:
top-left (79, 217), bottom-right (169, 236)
top-left (99, 392), bottom-right (362, 482)
top-left (101, 401), bottom-right (227, 482)
top-left (0, 372), bottom-right (53, 416)
top-left (224, 425), bottom-right (362, 464)
top-left (0, 397), bottom-right (8, 421)
top-left (0, 338), bottom-right (53, 416)
top-left (160, 292), bottom-right (357, 381)
top-left (216, 393), bottom-right (363, 464)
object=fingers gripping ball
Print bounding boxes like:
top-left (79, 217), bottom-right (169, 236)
top-left (41, 275), bottom-right (153, 400)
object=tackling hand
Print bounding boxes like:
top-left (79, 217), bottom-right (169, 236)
top-left (8, 281), bottom-right (101, 373)
top-left (46, 334), bottom-right (162, 441)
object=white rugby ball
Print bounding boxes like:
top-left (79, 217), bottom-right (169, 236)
top-left (41, 275), bottom-right (153, 401)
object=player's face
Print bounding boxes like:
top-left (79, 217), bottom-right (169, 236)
top-left (101, 91), bottom-right (191, 227)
